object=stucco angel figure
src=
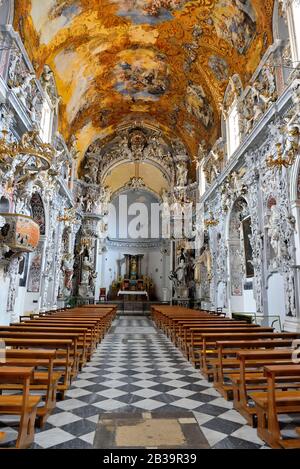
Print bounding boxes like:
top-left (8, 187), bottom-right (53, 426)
top-left (176, 163), bottom-right (188, 187)
top-left (84, 159), bottom-right (97, 184)
top-left (40, 65), bottom-right (54, 95)
top-left (15, 171), bottom-right (37, 214)
top-left (282, 118), bottom-right (300, 163)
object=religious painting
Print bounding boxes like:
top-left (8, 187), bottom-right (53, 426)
top-left (114, 49), bottom-right (170, 101)
top-left (208, 55), bottom-right (229, 81)
top-left (200, 263), bottom-right (210, 300)
top-left (27, 243), bottom-right (43, 293)
top-left (48, 0), bottom-right (82, 19)
top-left (111, 0), bottom-right (189, 25)
top-left (229, 245), bottom-right (243, 296)
top-left (30, 192), bottom-right (46, 235)
top-left (185, 83), bottom-right (214, 129)
top-left (211, 0), bottom-right (256, 54)
top-left (30, 0), bottom-right (82, 44)
top-left (242, 217), bottom-right (254, 278)
top-left (19, 253), bottom-right (30, 288)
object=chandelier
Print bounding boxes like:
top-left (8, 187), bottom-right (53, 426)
top-left (205, 211), bottom-right (219, 228)
top-left (57, 208), bottom-right (79, 225)
top-left (0, 129), bottom-right (55, 174)
top-left (266, 142), bottom-right (298, 169)
top-left (266, 122), bottom-right (300, 169)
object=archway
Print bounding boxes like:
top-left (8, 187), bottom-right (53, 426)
top-left (227, 197), bottom-right (256, 313)
top-left (19, 193), bottom-right (47, 314)
top-left (100, 188), bottom-right (169, 304)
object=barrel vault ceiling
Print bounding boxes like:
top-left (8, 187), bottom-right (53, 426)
top-left (14, 0), bottom-right (274, 168)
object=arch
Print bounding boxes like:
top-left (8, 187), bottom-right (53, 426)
top-left (227, 197), bottom-right (256, 313)
top-left (108, 188), bottom-right (162, 242)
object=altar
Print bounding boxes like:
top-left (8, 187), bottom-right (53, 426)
top-left (109, 254), bottom-right (156, 300)
top-left (118, 290), bottom-right (148, 300)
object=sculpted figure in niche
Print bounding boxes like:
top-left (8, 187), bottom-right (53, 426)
top-left (176, 258), bottom-right (187, 285)
top-left (81, 256), bottom-right (94, 285)
top-left (267, 204), bottom-right (281, 269)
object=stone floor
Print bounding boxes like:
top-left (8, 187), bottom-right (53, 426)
top-left (0, 316), bottom-right (271, 449)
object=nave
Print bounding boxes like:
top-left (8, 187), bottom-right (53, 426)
top-left (1, 315), bottom-right (269, 450)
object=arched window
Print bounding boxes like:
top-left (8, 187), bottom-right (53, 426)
top-left (226, 101), bottom-right (240, 157)
top-left (222, 75), bottom-right (243, 158)
top-left (40, 98), bottom-right (53, 143)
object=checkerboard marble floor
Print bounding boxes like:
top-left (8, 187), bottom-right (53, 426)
top-left (0, 316), bottom-right (270, 449)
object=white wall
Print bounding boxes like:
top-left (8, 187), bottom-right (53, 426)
top-left (267, 272), bottom-right (286, 325)
top-left (229, 281), bottom-right (256, 314)
top-left (0, 269), bottom-right (10, 325)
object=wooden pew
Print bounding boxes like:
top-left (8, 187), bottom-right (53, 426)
top-left (169, 319), bottom-right (249, 346)
top-left (187, 327), bottom-right (274, 365)
top-left (0, 367), bottom-right (41, 449)
top-left (19, 318), bottom-right (102, 344)
top-left (212, 339), bottom-right (298, 400)
top-left (1, 325), bottom-right (92, 365)
top-left (2, 338), bottom-right (73, 399)
top-left (0, 331), bottom-right (82, 376)
top-left (231, 349), bottom-right (296, 425)
top-left (251, 365), bottom-right (300, 448)
top-left (195, 332), bottom-right (297, 378)
top-left (181, 324), bottom-right (263, 357)
top-left (0, 349), bottom-right (61, 427)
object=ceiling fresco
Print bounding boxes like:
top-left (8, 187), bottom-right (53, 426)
top-left (14, 0), bottom-right (274, 167)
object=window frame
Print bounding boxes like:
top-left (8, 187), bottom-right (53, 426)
top-left (286, 0), bottom-right (300, 65)
top-left (39, 96), bottom-right (53, 143)
top-left (226, 99), bottom-right (240, 158)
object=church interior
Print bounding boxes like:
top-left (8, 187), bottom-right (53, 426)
top-left (0, 0), bottom-right (300, 451)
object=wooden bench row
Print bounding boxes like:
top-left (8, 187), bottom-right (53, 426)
top-left (152, 305), bottom-right (300, 449)
top-left (0, 305), bottom-right (117, 448)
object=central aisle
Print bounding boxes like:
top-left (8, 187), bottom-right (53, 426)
top-left (31, 316), bottom-right (265, 449)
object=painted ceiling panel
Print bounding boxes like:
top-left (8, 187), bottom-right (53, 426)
top-left (14, 0), bottom-right (274, 161)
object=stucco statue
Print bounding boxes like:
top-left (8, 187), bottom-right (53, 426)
top-left (176, 163), bottom-right (188, 187)
top-left (176, 258), bottom-right (187, 285)
top-left (83, 158), bottom-right (98, 185)
top-left (100, 186), bottom-right (112, 206)
top-left (81, 256), bottom-right (94, 285)
top-left (267, 205), bottom-right (281, 268)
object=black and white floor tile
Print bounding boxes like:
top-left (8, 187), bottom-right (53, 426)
top-left (0, 316), bottom-right (270, 449)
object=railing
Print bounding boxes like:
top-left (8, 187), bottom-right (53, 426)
top-left (233, 312), bottom-right (282, 332)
